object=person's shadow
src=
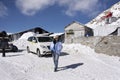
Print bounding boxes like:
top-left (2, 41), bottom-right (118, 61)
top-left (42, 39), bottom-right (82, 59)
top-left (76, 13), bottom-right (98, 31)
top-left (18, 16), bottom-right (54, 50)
top-left (58, 63), bottom-right (84, 71)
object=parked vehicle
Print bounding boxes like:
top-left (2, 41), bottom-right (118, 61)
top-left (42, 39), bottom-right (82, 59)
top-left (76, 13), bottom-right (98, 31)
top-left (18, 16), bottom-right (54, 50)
top-left (0, 31), bottom-right (18, 52)
top-left (26, 35), bottom-right (52, 57)
top-left (0, 42), bottom-right (18, 52)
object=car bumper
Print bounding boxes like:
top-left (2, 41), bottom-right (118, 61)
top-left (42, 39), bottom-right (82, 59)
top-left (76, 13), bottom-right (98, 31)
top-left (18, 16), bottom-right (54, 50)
top-left (42, 49), bottom-right (51, 54)
top-left (0, 48), bottom-right (12, 52)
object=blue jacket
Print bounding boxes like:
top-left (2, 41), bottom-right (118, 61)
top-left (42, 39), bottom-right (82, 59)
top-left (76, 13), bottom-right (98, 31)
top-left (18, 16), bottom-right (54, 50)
top-left (50, 41), bottom-right (62, 55)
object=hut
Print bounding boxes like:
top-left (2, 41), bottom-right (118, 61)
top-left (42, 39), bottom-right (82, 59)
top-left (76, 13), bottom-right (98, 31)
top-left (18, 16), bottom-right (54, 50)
top-left (64, 21), bottom-right (93, 43)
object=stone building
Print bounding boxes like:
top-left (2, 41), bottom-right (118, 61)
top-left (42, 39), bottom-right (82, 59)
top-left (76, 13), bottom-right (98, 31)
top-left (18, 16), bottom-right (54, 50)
top-left (64, 21), bottom-right (93, 43)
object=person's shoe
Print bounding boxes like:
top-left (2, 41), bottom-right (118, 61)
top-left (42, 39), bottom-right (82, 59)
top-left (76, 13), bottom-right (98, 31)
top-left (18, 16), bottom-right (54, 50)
top-left (54, 68), bottom-right (57, 72)
top-left (2, 54), bottom-right (5, 57)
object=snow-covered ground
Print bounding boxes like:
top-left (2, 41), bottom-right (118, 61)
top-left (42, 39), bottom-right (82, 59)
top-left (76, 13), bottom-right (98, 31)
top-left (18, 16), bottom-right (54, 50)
top-left (0, 40), bottom-right (120, 80)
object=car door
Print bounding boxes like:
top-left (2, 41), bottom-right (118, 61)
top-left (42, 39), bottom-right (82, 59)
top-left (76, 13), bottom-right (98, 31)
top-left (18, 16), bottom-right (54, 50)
top-left (31, 37), bottom-right (37, 53)
top-left (27, 37), bottom-right (33, 52)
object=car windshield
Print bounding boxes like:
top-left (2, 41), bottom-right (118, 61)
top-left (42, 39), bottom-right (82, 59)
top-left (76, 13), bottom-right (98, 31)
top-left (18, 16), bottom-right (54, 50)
top-left (37, 37), bottom-right (53, 42)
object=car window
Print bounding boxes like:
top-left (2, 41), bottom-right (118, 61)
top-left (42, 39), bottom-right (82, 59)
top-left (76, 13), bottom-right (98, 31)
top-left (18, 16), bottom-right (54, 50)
top-left (32, 37), bottom-right (37, 43)
top-left (37, 37), bottom-right (52, 42)
top-left (28, 37), bottom-right (33, 42)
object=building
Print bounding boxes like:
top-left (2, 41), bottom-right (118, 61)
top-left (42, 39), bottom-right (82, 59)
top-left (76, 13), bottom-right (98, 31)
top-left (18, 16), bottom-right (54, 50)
top-left (110, 27), bottom-right (120, 36)
top-left (9, 27), bottom-right (50, 41)
top-left (64, 21), bottom-right (93, 43)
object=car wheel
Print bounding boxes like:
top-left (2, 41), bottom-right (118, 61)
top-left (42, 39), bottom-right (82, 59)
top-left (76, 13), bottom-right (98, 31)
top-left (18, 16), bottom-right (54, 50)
top-left (27, 47), bottom-right (30, 53)
top-left (12, 46), bottom-right (18, 52)
top-left (37, 49), bottom-right (42, 57)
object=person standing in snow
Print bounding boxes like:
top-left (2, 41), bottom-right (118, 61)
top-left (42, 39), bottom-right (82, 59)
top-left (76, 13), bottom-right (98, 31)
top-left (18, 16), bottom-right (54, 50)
top-left (0, 31), bottom-right (9, 57)
top-left (50, 36), bottom-right (62, 72)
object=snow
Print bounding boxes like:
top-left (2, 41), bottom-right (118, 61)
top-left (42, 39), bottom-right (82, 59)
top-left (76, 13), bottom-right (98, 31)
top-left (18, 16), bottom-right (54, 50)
top-left (19, 32), bottom-right (35, 40)
top-left (94, 19), bottom-right (120, 36)
top-left (0, 2), bottom-right (120, 80)
top-left (86, 1), bottom-right (120, 36)
top-left (49, 33), bottom-right (64, 37)
top-left (0, 39), bottom-right (120, 80)
top-left (13, 32), bottom-right (35, 49)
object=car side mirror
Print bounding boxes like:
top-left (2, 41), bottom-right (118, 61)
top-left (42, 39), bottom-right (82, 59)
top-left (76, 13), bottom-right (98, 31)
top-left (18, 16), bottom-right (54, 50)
top-left (32, 40), bottom-right (37, 43)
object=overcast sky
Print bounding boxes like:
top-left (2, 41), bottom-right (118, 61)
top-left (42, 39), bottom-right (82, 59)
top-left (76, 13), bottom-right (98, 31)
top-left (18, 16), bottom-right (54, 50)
top-left (0, 0), bottom-right (119, 33)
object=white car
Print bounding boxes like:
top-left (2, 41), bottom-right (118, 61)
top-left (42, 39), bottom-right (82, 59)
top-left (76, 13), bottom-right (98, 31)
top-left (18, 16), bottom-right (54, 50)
top-left (26, 35), bottom-right (52, 57)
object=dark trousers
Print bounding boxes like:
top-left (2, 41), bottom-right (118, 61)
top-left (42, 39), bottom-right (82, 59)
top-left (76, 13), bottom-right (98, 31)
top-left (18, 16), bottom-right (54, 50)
top-left (2, 48), bottom-right (5, 57)
top-left (52, 52), bottom-right (59, 70)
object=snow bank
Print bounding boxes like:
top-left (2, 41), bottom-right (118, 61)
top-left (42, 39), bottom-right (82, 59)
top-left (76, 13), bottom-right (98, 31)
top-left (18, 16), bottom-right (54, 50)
top-left (13, 32), bottom-right (35, 49)
top-left (49, 33), bottom-right (64, 37)
top-left (86, 1), bottom-right (120, 36)
top-left (94, 19), bottom-right (120, 36)
top-left (19, 32), bottom-right (35, 40)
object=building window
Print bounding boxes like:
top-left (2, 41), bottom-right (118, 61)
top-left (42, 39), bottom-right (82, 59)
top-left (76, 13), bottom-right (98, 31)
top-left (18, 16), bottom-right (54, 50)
top-left (66, 29), bottom-right (74, 35)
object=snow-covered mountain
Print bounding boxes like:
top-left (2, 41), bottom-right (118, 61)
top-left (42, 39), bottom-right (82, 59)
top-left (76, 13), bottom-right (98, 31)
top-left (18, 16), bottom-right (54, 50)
top-left (86, 1), bottom-right (120, 36)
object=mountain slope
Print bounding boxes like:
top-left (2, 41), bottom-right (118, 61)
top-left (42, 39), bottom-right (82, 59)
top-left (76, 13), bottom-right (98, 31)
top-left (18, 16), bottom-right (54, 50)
top-left (86, 1), bottom-right (120, 36)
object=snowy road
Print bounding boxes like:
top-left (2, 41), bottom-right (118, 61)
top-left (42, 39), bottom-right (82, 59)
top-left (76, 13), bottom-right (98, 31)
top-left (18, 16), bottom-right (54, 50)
top-left (0, 44), bottom-right (120, 80)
